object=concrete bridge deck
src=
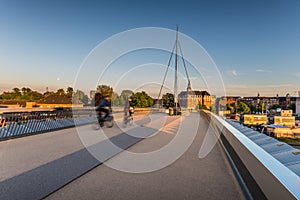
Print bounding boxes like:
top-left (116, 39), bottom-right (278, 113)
top-left (0, 113), bottom-right (245, 200)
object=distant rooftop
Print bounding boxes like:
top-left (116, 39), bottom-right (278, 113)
top-left (179, 90), bottom-right (210, 96)
top-left (38, 94), bottom-right (82, 105)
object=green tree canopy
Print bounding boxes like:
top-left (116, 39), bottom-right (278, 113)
top-left (287, 103), bottom-right (296, 113)
top-left (43, 91), bottom-right (55, 98)
top-left (12, 87), bottom-right (21, 94)
top-left (120, 90), bottom-right (134, 98)
top-left (0, 87), bottom-right (90, 104)
top-left (270, 104), bottom-right (281, 110)
top-left (29, 91), bottom-right (43, 100)
top-left (56, 88), bottom-right (65, 95)
top-left (96, 85), bottom-right (113, 98)
top-left (226, 103), bottom-right (233, 111)
top-left (162, 93), bottom-right (174, 108)
top-left (111, 92), bottom-right (120, 106)
top-left (257, 102), bottom-right (266, 113)
top-left (119, 90), bottom-right (134, 106)
top-left (132, 91), bottom-right (154, 107)
top-left (74, 90), bottom-right (89, 105)
top-left (0, 87), bottom-right (43, 101)
top-left (237, 102), bottom-right (250, 114)
top-left (66, 87), bottom-right (74, 95)
top-left (248, 103), bottom-right (256, 113)
top-left (21, 87), bottom-right (32, 95)
top-left (198, 104), bottom-right (209, 110)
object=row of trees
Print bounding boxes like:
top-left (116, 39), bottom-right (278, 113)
top-left (95, 85), bottom-right (154, 107)
top-left (0, 85), bottom-right (156, 108)
top-left (2, 85), bottom-right (230, 110)
top-left (0, 87), bottom-right (44, 101)
top-left (0, 87), bottom-right (89, 105)
top-left (226, 102), bottom-right (296, 114)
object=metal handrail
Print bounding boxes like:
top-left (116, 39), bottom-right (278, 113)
top-left (0, 107), bottom-right (164, 140)
top-left (0, 109), bottom-right (94, 140)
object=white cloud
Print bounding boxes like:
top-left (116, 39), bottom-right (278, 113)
top-left (255, 69), bottom-right (272, 73)
top-left (227, 70), bottom-right (238, 76)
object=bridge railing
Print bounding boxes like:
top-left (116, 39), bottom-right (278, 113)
top-left (0, 107), bottom-right (164, 140)
top-left (0, 109), bottom-right (95, 140)
top-left (201, 110), bottom-right (300, 200)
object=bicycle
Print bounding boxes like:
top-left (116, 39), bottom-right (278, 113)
top-left (123, 114), bottom-right (133, 127)
top-left (93, 109), bottom-right (114, 129)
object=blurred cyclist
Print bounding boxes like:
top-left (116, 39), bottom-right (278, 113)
top-left (123, 96), bottom-right (134, 125)
top-left (96, 95), bottom-right (111, 122)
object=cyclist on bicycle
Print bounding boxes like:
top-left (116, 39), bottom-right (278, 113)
top-left (96, 95), bottom-right (111, 123)
top-left (123, 96), bottom-right (134, 125)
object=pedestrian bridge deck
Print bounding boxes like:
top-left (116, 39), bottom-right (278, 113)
top-left (0, 113), bottom-right (245, 199)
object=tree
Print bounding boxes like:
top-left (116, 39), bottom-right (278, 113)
top-left (21, 87), bottom-right (33, 100)
top-left (44, 91), bottom-right (55, 98)
top-left (74, 90), bottom-right (89, 105)
top-left (12, 87), bottom-right (21, 94)
top-left (21, 87), bottom-right (32, 95)
top-left (119, 90), bottom-right (134, 106)
top-left (29, 91), bottom-right (43, 100)
top-left (12, 88), bottom-right (21, 99)
top-left (81, 95), bottom-right (89, 105)
top-left (0, 92), bottom-right (14, 100)
top-left (0, 87), bottom-right (43, 101)
top-left (287, 103), bottom-right (296, 113)
top-left (248, 103), bottom-right (256, 113)
top-left (257, 102), bottom-right (266, 114)
top-left (237, 102), bottom-right (250, 114)
top-left (198, 104), bottom-right (209, 110)
top-left (111, 92), bottom-right (120, 106)
top-left (56, 88), bottom-right (65, 95)
top-left (210, 105), bottom-right (216, 113)
top-left (270, 104), bottom-right (281, 110)
top-left (21, 87), bottom-right (26, 95)
top-left (132, 91), bottom-right (154, 107)
top-left (96, 85), bottom-right (113, 98)
top-left (120, 90), bottom-right (134, 98)
top-left (66, 87), bottom-right (74, 95)
top-left (226, 104), bottom-right (233, 111)
top-left (162, 93), bottom-right (174, 108)
top-left (74, 90), bottom-right (85, 99)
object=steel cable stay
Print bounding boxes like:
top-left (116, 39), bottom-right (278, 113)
top-left (157, 42), bottom-right (176, 101)
top-left (156, 25), bottom-right (192, 115)
top-left (178, 40), bottom-right (191, 89)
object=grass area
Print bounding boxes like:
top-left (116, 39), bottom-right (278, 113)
top-left (276, 137), bottom-right (300, 145)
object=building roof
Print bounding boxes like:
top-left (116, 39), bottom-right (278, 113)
top-left (178, 90), bottom-right (210, 96)
top-left (38, 94), bottom-right (82, 104)
top-left (267, 124), bottom-right (286, 128)
top-left (0, 100), bottom-right (27, 107)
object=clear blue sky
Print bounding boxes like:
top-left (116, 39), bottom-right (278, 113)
top-left (0, 0), bottom-right (299, 97)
